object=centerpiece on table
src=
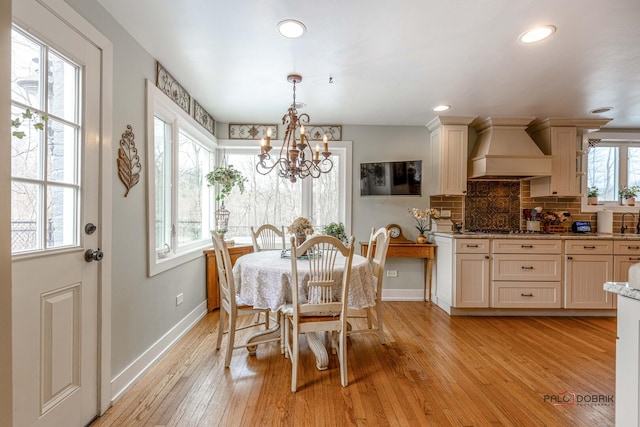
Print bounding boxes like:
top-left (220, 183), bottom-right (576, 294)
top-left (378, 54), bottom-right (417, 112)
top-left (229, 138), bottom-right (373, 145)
top-left (206, 165), bottom-right (247, 240)
top-left (288, 217), bottom-right (314, 248)
top-left (409, 207), bottom-right (441, 243)
top-left (323, 222), bottom-right (347, 243)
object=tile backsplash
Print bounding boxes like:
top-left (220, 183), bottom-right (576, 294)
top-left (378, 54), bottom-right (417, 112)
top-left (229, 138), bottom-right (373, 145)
top-left (429, 180), bottom-right (636, 233)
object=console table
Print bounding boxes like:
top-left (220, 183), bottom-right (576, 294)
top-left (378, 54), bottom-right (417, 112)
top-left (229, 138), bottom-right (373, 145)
top-left (360, 242), bottom-right (436, 302)
top-left (203, 244), bottom-right (253, 311)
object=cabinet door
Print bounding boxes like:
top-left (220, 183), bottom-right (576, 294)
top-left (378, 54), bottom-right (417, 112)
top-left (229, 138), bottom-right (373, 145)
top-left (530, 127), bottom-right (579, 197)
top-left (564, 254), bottom-right (614, 308)
top-left (454, 253), bottom-right (490, 307)
top-left (614, 255), bottom-right (640, 282)
top-left (440, 125), bottom-right (469, 195)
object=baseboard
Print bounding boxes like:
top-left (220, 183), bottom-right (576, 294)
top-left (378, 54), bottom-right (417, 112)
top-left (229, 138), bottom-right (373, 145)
top-left (110, 301), bottom-right (208, 403)
top-left (381, 289), bottom-right (424, 301)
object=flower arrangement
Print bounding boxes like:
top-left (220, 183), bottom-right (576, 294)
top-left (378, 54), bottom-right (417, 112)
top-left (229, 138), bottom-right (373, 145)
top-left (323, 222), bottom-right (346, 241)
top-left (206, 165), bottom-right (247, 202)
top-left (409, 207), bottom-right (441, 234)
top-left (619, 185), bottom-right (639, 199)
top-left (587, 186), bottom-right (599, 197)
top-left (543, 210), bottom-right (570, 225)
top-left (288, 217), bottom-right (314, 236)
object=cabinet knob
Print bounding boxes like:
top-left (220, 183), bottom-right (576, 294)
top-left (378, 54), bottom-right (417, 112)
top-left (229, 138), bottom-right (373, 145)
top-left (484, 255), bottom-right (490, 259)
top-left (567, 256), bottom-right (573, 260)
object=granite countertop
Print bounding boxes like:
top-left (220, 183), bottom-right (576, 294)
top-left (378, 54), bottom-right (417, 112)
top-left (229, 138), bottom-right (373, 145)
top-left (604, 282), bottom-right (640, 301)
top-left (431, 231), bottom-right (640, 240)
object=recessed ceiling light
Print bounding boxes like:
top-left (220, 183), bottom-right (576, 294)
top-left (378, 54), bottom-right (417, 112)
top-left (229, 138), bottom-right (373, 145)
top-left (590, 107), bottom-right (613, 114)
top-left (433, 105), bottom-right (451, 112)
top-left (519, 25), bottom-right (556, 43)
top-left (277, 20), bottom-right (306, 38)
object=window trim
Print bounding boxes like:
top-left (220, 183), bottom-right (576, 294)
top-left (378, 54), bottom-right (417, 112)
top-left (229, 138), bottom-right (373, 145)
top-left (146, 80), bottom-right (216, 276)
top-left (581, 131), bottom-right (640, 213)
top-left (217, 138), bottom-right (353, 244)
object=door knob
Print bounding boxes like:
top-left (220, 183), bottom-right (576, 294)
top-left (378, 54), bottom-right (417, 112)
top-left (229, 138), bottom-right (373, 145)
top-left (85, 248), bottom-right (104, 262)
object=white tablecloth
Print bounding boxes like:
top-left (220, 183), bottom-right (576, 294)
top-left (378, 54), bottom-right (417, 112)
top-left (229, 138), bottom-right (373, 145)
top-left (232, 250), bottom-right (376, 312)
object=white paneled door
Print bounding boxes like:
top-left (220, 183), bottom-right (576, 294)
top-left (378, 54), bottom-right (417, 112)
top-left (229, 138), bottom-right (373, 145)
top-left (11, 0), bottom-right (102, 425)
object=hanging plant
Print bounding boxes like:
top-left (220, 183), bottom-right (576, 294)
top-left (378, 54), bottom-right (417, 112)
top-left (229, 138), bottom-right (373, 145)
top-left (206, 165), bottom-right (247, 202)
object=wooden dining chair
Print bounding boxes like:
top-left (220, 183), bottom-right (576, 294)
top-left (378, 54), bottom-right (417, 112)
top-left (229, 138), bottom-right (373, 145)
top-left (250, 224), bottom-right (286, 251)
top-left (347, 227), bottom-right (391, 344)
top-left (283, 234), bottom-right (355, 392)
top-left (210, 231), bottom-right (278, 368)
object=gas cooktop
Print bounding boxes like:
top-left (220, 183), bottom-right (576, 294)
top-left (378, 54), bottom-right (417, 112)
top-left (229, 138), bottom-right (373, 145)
top-left (465, 229), bottom-right (550, 235)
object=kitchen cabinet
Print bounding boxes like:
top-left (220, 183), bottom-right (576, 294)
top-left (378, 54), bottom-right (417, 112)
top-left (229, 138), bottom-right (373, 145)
top-left (614, 240), bottom-right (640, 282)
top-left (426, 116), bottom-right (475, 196)
top-left (564, 240), bottom-right (614, 308)
top-left (454, 239), bottom-right (490, 308)
top-left (616, 295), bottom-right (640, 427)
top-left (527, 119), bottom-right (611, 197)
top-left (203, 244), bottom-right (253, 311)
top-left (491, 239), bottom-right (562, 308)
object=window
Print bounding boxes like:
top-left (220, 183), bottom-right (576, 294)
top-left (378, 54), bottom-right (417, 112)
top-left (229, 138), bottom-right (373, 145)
top-left (11, 27), bottom-right (81, 254)
top-left (146, 81), bottom-right (215, 275)
top-left (218, 139), bottom-right (352, 243)
top-left (584, 132), bottom-right (640, 210)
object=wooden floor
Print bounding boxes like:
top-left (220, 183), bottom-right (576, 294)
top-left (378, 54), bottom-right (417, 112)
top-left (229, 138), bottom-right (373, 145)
top-left (91, 302), bottom-right (616, 426)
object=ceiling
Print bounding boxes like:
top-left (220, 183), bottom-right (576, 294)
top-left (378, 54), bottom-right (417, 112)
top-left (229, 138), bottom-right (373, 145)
top-left (96, 0), bottom-right (640, 129)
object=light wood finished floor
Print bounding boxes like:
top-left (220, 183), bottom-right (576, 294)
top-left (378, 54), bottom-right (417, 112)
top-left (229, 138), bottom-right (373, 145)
top-left (91, 302), bottom-right (616, 426)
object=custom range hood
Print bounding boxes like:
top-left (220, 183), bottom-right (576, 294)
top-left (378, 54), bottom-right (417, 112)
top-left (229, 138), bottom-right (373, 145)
top-left (468, 117), bottom-right (552, 179)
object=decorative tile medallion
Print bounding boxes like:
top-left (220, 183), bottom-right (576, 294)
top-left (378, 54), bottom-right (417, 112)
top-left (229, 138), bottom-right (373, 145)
top-left (156, 62), bottom-right (190, 114)
top-left (228, 124), bottom-right (278, 140)
top-left (193, 100), bottom-right (215, 135)
top-left (303, 125), bottom-right (342, 141)
top-left (465, 180), bottom-right (521, 231)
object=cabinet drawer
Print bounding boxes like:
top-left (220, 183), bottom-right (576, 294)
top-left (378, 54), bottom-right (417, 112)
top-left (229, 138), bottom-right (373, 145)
top-left (493, 254), bottom-right (562, 281)
top-left (491, 281), bottom-right (561, 308)
top-left (492, 239), bottom-right (561, 254)
top-left (614, 240), bottom-right (640, 255)
top-left (564, 239), bottom-right (613, 255)
top-left (455, 239), bottom-right (490, 254)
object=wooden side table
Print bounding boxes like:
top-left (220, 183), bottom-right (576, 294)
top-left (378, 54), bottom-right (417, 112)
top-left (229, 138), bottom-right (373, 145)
top-left (203, 244), bottom-right (254, 311)
top-left (360, 242), bottom-right (436, 302)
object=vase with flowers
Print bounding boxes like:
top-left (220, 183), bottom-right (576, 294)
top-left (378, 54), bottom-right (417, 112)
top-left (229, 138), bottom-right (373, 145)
top-left (409, 207), bottom-right (441, 243)
top-left (542, 210), bottom-right (570, 233)
top-left (288, 217), bottom-right (315, 248)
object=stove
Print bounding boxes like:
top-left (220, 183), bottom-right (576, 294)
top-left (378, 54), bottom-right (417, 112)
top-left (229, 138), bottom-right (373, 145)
top-left (466, 229), bottom-right (549, 235)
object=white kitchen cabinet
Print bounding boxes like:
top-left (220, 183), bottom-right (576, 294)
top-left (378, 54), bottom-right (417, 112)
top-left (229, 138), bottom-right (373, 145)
top-left (528, 123), bottom-right (579, 197)
top-left (615, 295), bottom-right (640, 427)
top-left (426, 116), bottom-right (475, 196)
top-left (491, 239), bottom-right (562, 308)
top-left (614, 241), bottom-right (640, 282)
top-left (564, 240), bottom-right (614, 308)
top-left (455, 253), bottom-right (490, 308)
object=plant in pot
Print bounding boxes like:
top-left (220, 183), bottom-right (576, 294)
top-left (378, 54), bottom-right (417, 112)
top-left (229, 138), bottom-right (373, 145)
top-left (205, 165), bottom-right (247, 239)
top-left (409, 207), bottom-right (440, 243)
top-left (587, 186), bottom-right (599, 205)
top-left (323, 222), bottom-right (346, 243)
top-left (619, 185), bottom-right (639, 206)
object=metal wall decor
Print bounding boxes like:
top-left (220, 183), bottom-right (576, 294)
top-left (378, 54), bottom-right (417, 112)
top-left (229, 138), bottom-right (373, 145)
top-left (303, 125), bottom-right (342, 141)
top-left (229, 124), bottom-right (279, 140)
top-left (194, 100), bottom-right (215, 135)
top-left (117, 125), bottom-right (142, 197)
top-left (156, 62), bottom-right (191, 114)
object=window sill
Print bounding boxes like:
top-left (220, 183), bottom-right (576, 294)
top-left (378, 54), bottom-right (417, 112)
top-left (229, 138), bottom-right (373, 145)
top-left (581, 201), bottom-right (640, 213)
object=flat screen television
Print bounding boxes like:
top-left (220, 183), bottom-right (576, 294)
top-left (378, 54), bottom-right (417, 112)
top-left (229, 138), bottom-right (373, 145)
top-left (360, 160), bottom-right (422, 196)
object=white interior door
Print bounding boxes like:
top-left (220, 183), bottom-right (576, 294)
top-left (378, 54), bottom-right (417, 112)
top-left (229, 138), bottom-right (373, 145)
top-left (11, 0), bottom-right (102, 425)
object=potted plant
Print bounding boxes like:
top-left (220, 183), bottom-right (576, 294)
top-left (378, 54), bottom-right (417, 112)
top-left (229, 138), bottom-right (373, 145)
top-left (205, 165), bottom-right (247, 237)
top-left (323, 222), bottom-right (346, 242)
top-left (587, 186), bottom-right (599, 205)
top-left (619, 185), bottom-right (639, 206)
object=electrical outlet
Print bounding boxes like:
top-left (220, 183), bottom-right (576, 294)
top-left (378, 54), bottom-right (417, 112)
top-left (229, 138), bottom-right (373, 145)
top-left (386, 270), bottom-right (398, 277)
top-left (176, 293), bottom-right (184, 306)
top-left (440, 209), bottom-right (452, 217)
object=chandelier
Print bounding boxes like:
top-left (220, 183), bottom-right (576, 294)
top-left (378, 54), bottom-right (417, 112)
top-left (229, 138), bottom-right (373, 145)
top-left (256, 74), bottom-right (333, 182)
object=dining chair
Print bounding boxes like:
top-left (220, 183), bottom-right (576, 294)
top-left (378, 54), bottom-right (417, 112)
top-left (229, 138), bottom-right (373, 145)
top-left (210, 231), bottom-right (279, 368)
top-left (251, 224), bottom-right (286, 252)
top-left (283, 234), bottom-right (355, 392)
top-left (347, 227), bottom-right (391, 344)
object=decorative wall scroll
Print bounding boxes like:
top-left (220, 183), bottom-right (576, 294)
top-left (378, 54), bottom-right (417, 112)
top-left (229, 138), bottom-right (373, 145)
top-left (117, 125), bottom-right (142, 197)
top-left (156, 62), bottom-right (191, 114)
top-left (229, 124), bottom-right (279, 140)
top-left (303, 125), bottom-right (342, 141)
top-left (194, 100), bottom-right (215, 135)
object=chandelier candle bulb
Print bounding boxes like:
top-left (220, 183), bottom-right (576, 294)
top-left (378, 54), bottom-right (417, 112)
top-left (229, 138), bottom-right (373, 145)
top-left (315, 144), bottom-right (320, 161)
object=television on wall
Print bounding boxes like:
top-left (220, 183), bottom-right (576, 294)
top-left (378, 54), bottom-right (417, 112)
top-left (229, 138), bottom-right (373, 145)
top-left (360, 160), bottom-right (422, 196)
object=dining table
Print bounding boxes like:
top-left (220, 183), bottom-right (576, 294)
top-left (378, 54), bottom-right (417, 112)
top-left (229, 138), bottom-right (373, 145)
top-left (232, 249), bottom-right (376, 370)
